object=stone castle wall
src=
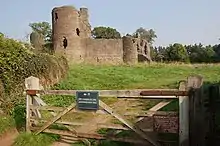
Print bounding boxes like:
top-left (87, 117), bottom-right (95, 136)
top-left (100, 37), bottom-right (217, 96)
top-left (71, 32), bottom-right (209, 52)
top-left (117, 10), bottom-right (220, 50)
top-left (52, 5), bottom-right (150, 64)
top-left (82, 38), bottom-right (123, 64)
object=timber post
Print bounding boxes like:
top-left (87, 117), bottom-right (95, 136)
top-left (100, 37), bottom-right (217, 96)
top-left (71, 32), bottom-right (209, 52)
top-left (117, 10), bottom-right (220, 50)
top-left (178, 80), bottom-right (189, 146)
top-left (187, 75), bottom-right (205, 146)
top-left (25, 76), bottom-right (41, 132)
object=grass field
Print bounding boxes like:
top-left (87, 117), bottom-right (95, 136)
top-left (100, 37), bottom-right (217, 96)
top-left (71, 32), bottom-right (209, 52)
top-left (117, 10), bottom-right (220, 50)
top-left (13, 63), bottom-right (220, 146)
top-left (55, 63), bottom-right (220, 90)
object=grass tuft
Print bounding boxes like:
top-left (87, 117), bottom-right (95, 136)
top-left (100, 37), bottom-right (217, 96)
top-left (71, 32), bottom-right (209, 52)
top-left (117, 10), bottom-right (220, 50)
top-left (0, 114), bottom-right (15, 136)
top-left (13, 133), bottom-right (59, 146)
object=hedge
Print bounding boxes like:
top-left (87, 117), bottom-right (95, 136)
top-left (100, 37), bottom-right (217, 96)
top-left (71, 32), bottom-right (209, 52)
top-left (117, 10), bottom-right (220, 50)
top-left (0, 35), bottom-right (68, 113)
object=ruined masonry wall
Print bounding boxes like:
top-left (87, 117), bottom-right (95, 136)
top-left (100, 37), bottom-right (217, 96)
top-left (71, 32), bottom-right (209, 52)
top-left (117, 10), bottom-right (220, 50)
top-left (79, 8), bottom-right (91, 38)
top-left (82, 39), bottom-right (123, 64)
top-left (52, 6), bottom-right (84, 63)
top-left (52, 5), bottom-right (142, 64)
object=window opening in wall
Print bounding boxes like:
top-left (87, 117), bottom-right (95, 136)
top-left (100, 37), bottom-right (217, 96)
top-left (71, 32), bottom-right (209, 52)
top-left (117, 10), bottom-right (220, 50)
top-left (76, 28), bottom-right (80, 36)
top-left (144, 45), bottom-right (147, 54)
top-left (55, 13), bottom-right (58, 21)
top-left (137, 44), bottom-right (140, 51)
top-left (63, 36), bottom-right (68, 49)
top-left (97, 57), bottom-right (99, 63)
top-left (132, 39), bottom-right (135, 43)
top-left (140, 40), bottom-right (144, 46)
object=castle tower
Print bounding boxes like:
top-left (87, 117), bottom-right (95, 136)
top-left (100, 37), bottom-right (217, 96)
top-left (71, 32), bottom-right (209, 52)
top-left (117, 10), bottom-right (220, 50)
top-left (79, 7), bottom-right (91, 38)
top-left (122, 36), bottom-right (138, 64)
top-left (52, 6), bottom-right (83, 63)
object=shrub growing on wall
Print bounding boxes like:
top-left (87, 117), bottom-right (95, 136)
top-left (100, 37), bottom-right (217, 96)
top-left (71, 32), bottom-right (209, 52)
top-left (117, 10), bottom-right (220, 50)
top-left (0, 35), bottom-right (68, 113)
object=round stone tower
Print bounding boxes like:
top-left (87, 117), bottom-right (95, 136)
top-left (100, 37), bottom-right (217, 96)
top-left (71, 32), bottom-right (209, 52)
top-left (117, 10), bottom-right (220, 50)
top-left (122, 36), bottom-right (138, 64)
top-left (52, 6), bottom-right (83, 63)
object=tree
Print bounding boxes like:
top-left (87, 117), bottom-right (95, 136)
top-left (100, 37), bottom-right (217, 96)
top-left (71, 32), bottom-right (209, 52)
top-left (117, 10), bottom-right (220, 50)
top-left (203, 45), bottom-right (216, 62)
top-left (133, 27), bottom-right (157, 44)
top-left (150, 47), bottom-right (158, 61)
top-left (166, 43), bottom-right (189, 62)
top-left (154, 46), bottom-right (168, 62)
top-left (91, 26), bottom-right (121, 39)
top-left (212, 44), bottom-right (220, 62)
top-left (0, 32), bottom-right (4, 38)
top-left (185, 43), bottom-right (216, 63)
top-left (185, 44), bottom-right (203, 63)
top-left (29, 22), bottom-right (52, 42)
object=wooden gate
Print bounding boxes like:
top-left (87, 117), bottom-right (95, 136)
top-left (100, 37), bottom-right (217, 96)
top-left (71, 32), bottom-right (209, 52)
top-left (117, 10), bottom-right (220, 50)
top-left (24, 75), bottom-right (203, 146)
top-left (205, 84), bottom-right (220, 145)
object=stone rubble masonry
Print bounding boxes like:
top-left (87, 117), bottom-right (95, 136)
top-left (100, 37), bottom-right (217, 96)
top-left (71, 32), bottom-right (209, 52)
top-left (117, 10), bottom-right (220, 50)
top-left (52, 5), bottom-right (151, 64)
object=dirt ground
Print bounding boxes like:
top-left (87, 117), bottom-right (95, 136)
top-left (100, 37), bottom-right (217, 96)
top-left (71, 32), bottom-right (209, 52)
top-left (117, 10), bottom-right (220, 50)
top-left (0, 128), bottom-right (71, 146)
top-left (52, 141), bottom-right (71, 146)
top-left (0, 128), bottom-right (19, 146)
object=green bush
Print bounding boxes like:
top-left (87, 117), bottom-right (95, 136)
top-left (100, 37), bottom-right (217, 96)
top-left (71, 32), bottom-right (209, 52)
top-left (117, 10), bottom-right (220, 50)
top-left (11, 104), bottom-right (26, 131)
top-left (0, 35), bottom-right (68, 113)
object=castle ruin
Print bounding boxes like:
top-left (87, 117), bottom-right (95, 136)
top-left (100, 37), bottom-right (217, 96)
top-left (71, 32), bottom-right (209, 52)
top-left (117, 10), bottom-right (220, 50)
top-left (52, 5), bottom-right (151, 64)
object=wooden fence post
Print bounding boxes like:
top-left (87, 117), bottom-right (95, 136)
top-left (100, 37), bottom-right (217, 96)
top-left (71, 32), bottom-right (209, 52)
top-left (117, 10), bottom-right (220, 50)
top-left (25, 76), bottom-right (41, 132)
top-left (179, 80), bottom-right (189, 146)
top-left (187, 75), bottom-right (205, 146)
top-left (206, 85), bottom-right (220, 145)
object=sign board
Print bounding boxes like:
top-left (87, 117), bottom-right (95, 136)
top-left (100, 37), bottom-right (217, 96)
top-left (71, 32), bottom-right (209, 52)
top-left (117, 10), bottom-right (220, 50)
top-left (76, 91), bottom-right (99, 110)
top-left (153, 112), bottom-right (179, 134)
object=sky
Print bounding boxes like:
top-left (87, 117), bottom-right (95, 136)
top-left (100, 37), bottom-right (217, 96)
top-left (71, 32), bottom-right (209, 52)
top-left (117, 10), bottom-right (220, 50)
top-left (0, 0), bottom-right (219, 46)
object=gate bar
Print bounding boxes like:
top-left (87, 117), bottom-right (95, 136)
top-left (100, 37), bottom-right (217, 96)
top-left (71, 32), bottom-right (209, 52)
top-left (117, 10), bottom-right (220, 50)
top-left (26, 89), bottom-right (187, 97)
